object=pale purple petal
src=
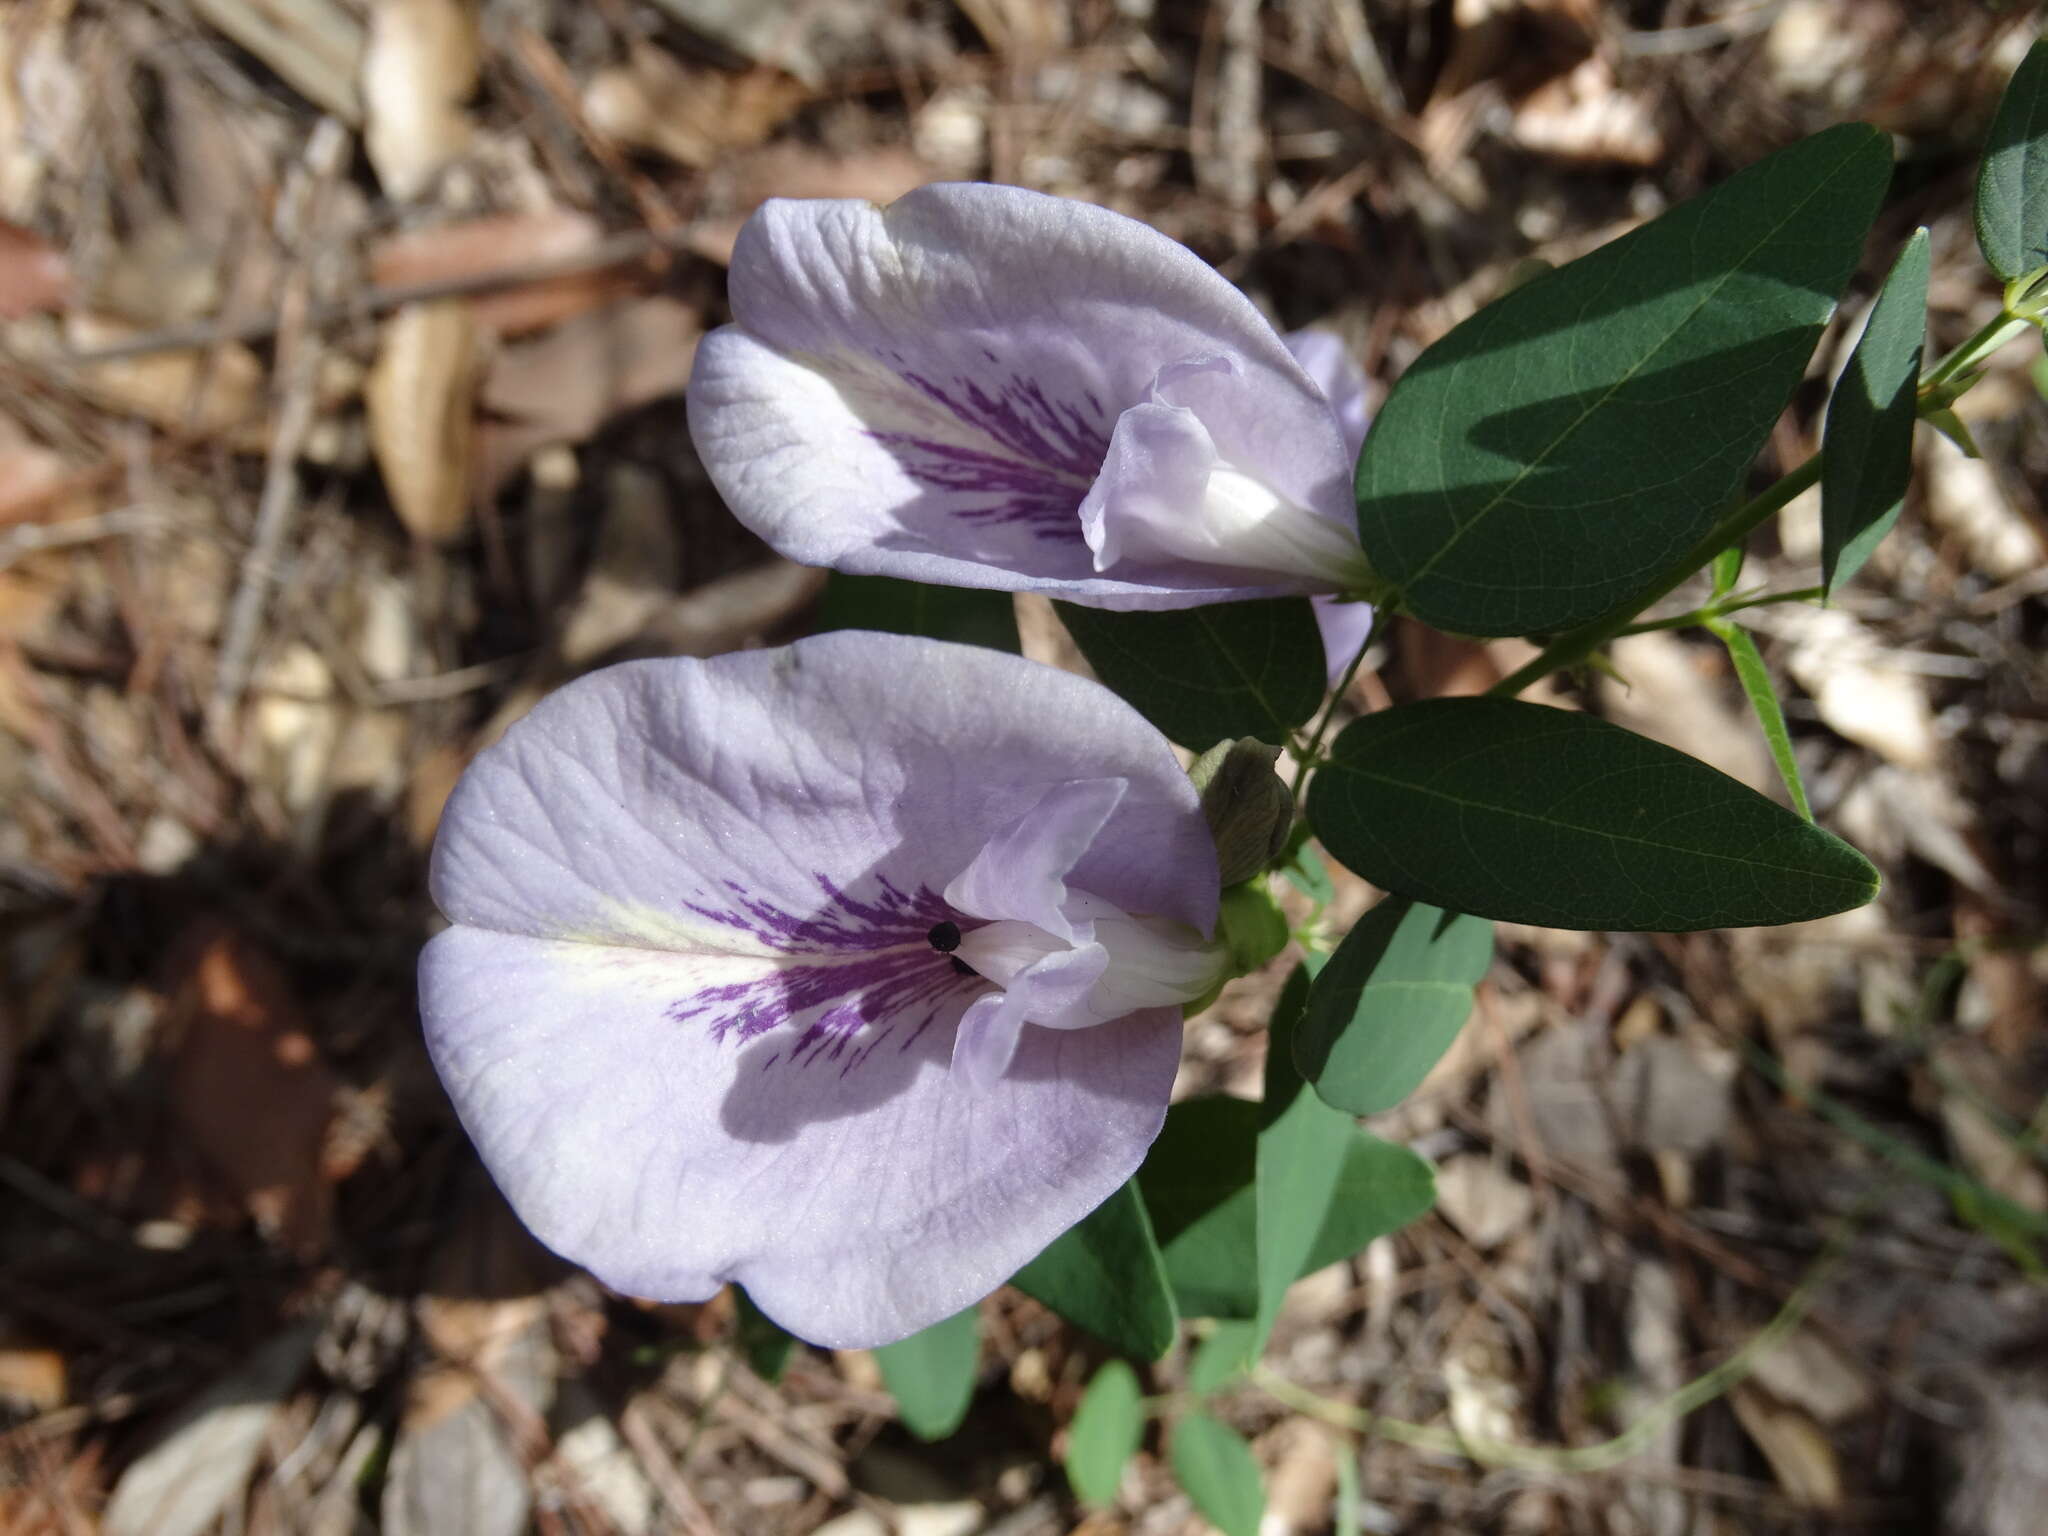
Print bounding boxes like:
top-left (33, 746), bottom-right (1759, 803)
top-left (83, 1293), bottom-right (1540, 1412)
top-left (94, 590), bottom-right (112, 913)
top-left (422, 924), bottom-right (1180, 1346)
top-left (421, 632), bottom-right (1218, 1347)
top-left (1283, 327), bottom-right (1371, 457)
top-left (1282, 328), bottom-right (1376, 683)
top-left (687, 184), bottom-right (1359, 610)
top-left (943, 777), bottom-right (1127, 943)
top-left (952, 942), bottom-right (1110, 1089)
top-left (1313, 596), bottom-right (1375, 687)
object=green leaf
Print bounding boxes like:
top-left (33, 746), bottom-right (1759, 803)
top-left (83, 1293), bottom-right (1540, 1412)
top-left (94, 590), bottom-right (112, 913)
top-left (1138, 1090), bottom-right (1428, 1321)
top-left (1055, 599), bottom-right (1325, 749)
top-left (1257, 970), bottom-right (1435, 1345)
top-left (872, 1307), bottom-right (979, 1441)
top-left (1012, 1180), bottom-right (1178, 1359)
top-left (1822, 229), bottom-right (1928, 596)
top-left (1065, 1360), bottom-right (1144, 1506)
top-left (1297, 897), bottom-right (1494, 1115)
top-left (1978, 38), bottom-right (2048, 280)
top-left (815, 572), bottom-right (1019, 651)
top-left (1307, 698), bottom-right (1880, 931)
top-left (1710, 544), bottom-right (1746, 599)
top-left (1707, 617), bottom-right (1813, 822)
top-left (1188, 1320), bottom-right (1263, 1395)
top-left (734, 1287), bottom-right (795, 1384)
top-left (1138, 1097), bottom-right (1262, 1318)
top-left (1170, 1414), bottom-right (1265, 1536)
top-left (1355, 124), bottom-right (1891, 638)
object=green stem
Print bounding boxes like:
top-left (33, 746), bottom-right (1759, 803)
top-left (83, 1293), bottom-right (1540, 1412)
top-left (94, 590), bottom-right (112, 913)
top-left (1615, 585), bottom-right (1824, 637)
top-left (1921, 311), bottom-right (2034, 393)
top-left (1290, 608), bottom-right (1385, 802)
top-left (1489, 456), bottom-right (1823, 699)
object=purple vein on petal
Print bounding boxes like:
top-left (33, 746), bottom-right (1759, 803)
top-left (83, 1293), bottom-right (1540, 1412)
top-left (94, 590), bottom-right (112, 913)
top-left (671, 874), bottom-right (984, 1072)
top-left (866, 366), bottom-right (1111, 539)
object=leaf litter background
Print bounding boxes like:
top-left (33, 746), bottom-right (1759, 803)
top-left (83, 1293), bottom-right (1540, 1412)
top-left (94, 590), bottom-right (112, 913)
top-left (2, 1), bottom-right (2047, 1532)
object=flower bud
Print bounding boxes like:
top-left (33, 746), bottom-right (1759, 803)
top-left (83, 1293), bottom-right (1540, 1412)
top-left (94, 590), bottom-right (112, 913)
top-left (1189, 738), bottom-right (1294, 886)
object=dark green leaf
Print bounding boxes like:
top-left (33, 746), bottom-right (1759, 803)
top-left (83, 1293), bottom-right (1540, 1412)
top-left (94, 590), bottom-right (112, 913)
top-left (1298, 898), bottom-right (1494, 1115)
top-left (1055, 599), bottom-right (1325, 749)
top-left (815, 572), bottom-right (1019, 651)
top-left (1707, 617), bottom-right (1813, 821)
top-left (1307, 698), bottom-right (1880, 931)
top-left (1012, 1180), bottom-right (1178, 1358)
top-left (1356, 124), bottom-right (1891, 637)
top-left (1065, 1360), bottom-right (1144, 1506)
top-left (1822, 230), bottom-right (1928, 595)
top-left (734, 1287), bottom-right (794, 1384)
top-left (1170, 1414), bottom-right (1265, 1536)
top-left (1258, 970), bottom-right (1435, 1343)
top-left (1978, 38), bottom-right (2048, 280)
top-left (872, 1307), bottom-right (979, 1441)
top-left (1138, 1097), bottom-right (1262, 1318)
top-left (1139, 1089), bottom-right (1428, 1321)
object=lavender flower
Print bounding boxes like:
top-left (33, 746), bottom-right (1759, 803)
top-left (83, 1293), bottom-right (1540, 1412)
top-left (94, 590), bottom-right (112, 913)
top-left (686, 183), bottom-right (1375, 612)
top-left (418, 632), bottom-right (1225, 1347)
top-left (1283, 326), bottom-right (1377, 683)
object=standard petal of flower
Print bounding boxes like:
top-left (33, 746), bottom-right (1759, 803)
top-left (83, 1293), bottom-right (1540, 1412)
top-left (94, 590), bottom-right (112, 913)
top-left (421, 925), bottom-right (1179, 1347)
top-left (687, 184), bottom-right (1355, 609)
top-left (430, 634), bottom-right (1217, 948)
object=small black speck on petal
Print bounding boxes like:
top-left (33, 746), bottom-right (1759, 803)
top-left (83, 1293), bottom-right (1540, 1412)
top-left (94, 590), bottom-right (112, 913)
top-left (927, 920), bottom-right (962, 953)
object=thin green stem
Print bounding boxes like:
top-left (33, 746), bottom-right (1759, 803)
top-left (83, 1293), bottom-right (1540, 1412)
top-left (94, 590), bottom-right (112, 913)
top-left (1250, 1212), bottom-right (1855, 1475)
top-left (1615, 585), bottom-right (1824, 637)
top-left (1489, 456), bottom-right (1823, 699)
top-left (1921, 311), bottom-right (2034, 394)
top-left (1290, 608), bottom-right (1385, 803)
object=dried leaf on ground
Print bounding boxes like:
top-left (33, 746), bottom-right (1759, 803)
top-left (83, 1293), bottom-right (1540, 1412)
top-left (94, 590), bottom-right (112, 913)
top-left (556, 464), bottom-right (683, 665)
top-left (370, 211), bottom-right (633, 337)
top-left (1512, 54), bottom-right (1663, 165)
top-left (0, 1340), bottom-right (65, 1410)
top-left (582, 47), bottom-right (808, 169)
top-left (88, 220), bottom-right (222, 328)
top-left (1432, 1153), bottom-right (1535, 1250)
top-left (1601, 630), bottom-right (1773, 794)
top-left (1779, 607), bottom-right (1939, 772)
top-left (367, 299), bottom-right (479, 543)
top-left (1731, 1385), bottom-right (1843, 1509)
top-left (693, 146), bottom-right (935, 263)
top-left (1919, 433), bottom-right (2047, 582)
top-left (188, 0), bottom-right (364, 122)
top-left (163, 922), bottom-right (342, 1254)
top-left (0, 219), bottom-right (66, 317)
top-left (56, 314), bottom-right (265, 440)
top-left (101, 1325), bottom-right (318, 1536)
top-left (387, 1194), bottom-right (558, 1536)
top-left (363, 0), bottom-right (480, 200)
top-left (1747, 1327), bottom-right (1874, 1427)
top-left (477, 296), bottom-right (701, 495)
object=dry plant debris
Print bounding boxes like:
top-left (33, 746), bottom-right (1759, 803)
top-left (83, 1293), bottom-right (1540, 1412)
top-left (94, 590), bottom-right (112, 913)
top-left (0, 2), bottom-right (2044, 1534)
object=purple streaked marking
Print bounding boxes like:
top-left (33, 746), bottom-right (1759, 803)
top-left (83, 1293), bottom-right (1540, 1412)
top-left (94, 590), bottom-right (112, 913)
top-left (867, 368), bottom-right (1114, 539)
top-left (671, 874), bottom-right (988, 1073)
